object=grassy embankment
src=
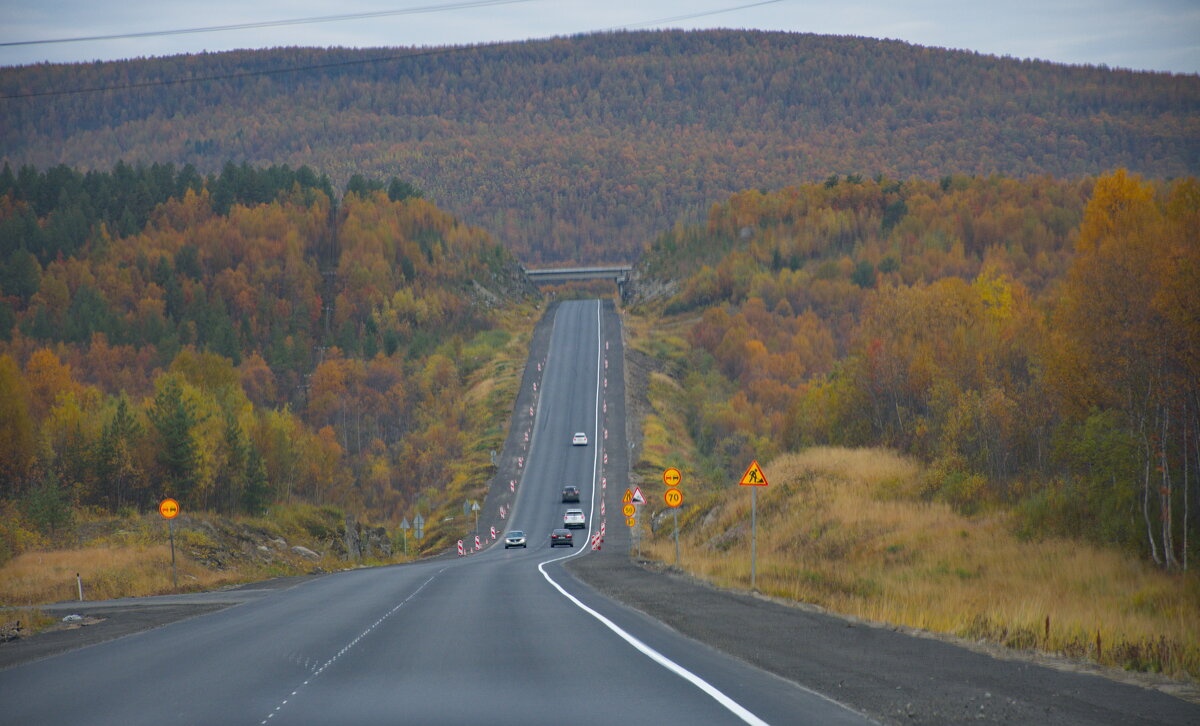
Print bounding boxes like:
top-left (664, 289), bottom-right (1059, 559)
top-left (628, 318), bottom-right (1200, 682)
top-left (0, 504), bottom-right (369, 607)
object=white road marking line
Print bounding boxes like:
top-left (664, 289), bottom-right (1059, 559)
top-left (538, 301), bottom-right (769, 726)
top-left (258, 569), bottom-right (444, 724)
top-left (538, 557), bottom-right (769, 726)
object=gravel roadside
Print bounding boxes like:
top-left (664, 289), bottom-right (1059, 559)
top-left (0, 575), bottom-right (322, 671)
top-left (567, 551), bottom-right (1199, 726)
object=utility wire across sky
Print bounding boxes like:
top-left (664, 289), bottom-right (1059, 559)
top-left (0, 0), bottom-right (538, 47)
top-left (0, 0), bottom-right (782, 100)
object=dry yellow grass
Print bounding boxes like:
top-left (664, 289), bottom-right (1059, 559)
top-left (643, 447), bottom-right (1200, 680)
top-left (0, 545), bottom-right (253, 605)
top-left (0, 505), bottom-right (366, 606)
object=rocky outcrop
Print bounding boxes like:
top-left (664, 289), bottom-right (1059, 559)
top-left (341, 516), bottom-right (393, 561)
top-left (291, 545), bottom-right (320, 560)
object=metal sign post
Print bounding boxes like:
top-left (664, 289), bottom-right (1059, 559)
top-left (663, 469), bottom-right (683, 568)
top-left (399, 517), bottom-right (411, 557)
top-left (674, 508), bottom-right (680, 566)
top-left (159, 498), bottom-right (180, 589)
top-left (751, 487), bottom-right (757, 590)
top-left (738, 461), bottom-right (768, 592)
top-left (471, 500), bottom-right (481, 535)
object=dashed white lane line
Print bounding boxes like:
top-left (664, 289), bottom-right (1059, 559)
top-left (259, 569), bottom-right (444, 725)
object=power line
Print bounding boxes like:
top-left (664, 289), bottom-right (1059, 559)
top-left (615, 0), bottom-right (783, 31)
top-left (1, 44), bottom-right (491, 99)
top-left (0, 0), bottom-right (537, 48)
top-left (0, 1), bottom-right (785, 100)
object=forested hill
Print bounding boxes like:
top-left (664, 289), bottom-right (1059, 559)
top-left (2, 30), bottom-right (1197, 264)
top-left (0, 161), bottom-right (534, 547)
top-left (626, 171), bottom-right (1199, 567)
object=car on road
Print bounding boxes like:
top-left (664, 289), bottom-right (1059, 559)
top-left (563, 508), bottom-right (586, 529)
top-left (549, 528), bottom-right (573, 547)
top-left (561, 485), bottom-right (580, 502)
top-left (504, 530), bottom-right (527, 548)
top-left (572, 432), bottom-right (588, 446)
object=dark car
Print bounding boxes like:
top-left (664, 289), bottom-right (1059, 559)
top-left (561, 485), bottom-right (580, 503)
top-left (549, 528), bottom-right (574, 547)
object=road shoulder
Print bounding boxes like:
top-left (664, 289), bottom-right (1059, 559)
top-left (567, 551), bottom-right (1200, 726)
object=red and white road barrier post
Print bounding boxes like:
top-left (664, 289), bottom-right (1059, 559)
top-left (457, 540), bottom-right (465, 556)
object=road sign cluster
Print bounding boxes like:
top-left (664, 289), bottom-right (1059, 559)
top-left (663, 468), bottom-right (682, 507)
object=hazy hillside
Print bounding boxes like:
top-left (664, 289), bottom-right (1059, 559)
top-left (3, 30), bottom-right (1197, 264)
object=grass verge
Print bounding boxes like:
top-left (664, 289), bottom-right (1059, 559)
top-left (641, 447), bottom-right (1200, 681)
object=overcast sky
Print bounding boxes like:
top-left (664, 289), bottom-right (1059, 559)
top-left (2, 0), bottom-right (1198, 75)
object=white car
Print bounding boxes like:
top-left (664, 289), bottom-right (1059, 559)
top-left (572, 432), bottom-right (588, 446)
top-left (563, 508), bottom-right (586, 529)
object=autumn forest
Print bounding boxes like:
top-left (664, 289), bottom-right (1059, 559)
top-left (632, 170), bottom-right (1199, 568)
top-left (1, 29), bottom-right (1198, 574)
top-left (0, 160), bottom-right (532, 558)
top-left (2, 30), bottom-right (1197, 264)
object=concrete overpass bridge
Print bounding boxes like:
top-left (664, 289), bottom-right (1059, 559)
top-left (522, 265), bottom-right (634, 296)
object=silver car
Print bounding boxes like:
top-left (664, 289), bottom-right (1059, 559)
top-left (504, 530), bottom-right (527, 548)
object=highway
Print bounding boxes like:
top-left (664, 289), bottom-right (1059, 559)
top-left (0, 300), bottom-right (871, 725)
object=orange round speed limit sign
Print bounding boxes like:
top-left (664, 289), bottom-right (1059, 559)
top-left (664, 489), bottom-right (683, 508)
top-left (159, 498), bottom-right (180, 519)
top-left (622, 503), bottom-right (636, 517)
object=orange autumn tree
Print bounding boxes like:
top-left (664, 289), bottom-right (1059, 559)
top-left (1049, 170), bottom-right (1199, 568)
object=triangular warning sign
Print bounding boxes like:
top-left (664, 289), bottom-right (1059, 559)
top-left (622, 488), bottom-right (634, 503)
top-left (631, 486), bottom-right (645, 504)
top-left (738, 460), bottom-right (768, 487)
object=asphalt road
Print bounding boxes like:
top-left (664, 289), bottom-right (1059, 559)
top-left (0, 300), bottom-right (871, 726)
top-left (3, 299), bottom-right (1197, 725)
